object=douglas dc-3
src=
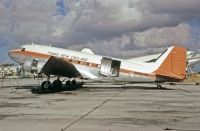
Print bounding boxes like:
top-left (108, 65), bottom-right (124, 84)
top-left (8, 43), bottom-right (186, 91)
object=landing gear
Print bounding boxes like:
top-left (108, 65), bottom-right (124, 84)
top-left (33, 76), bottom-right (83, 94)
top-left (51, 76), bottom-right (62, 90)
top-left (65, 79), bottom-right (78, 90)
top-left (41, 81), bottom-right (52, 91)
top-left (66, 80), bottom-right (71, 86)
top-left (39, 76), bottom-right (62, 92)
top-left (156, 83), bottom-right (163, 89)
top-left (40, 75), bottom-right (52, 92)
top-left (52, 79), bottom-right (62, 90)
top-left (65, 80), bottom-right (72, 90)
top-left (72, 79), bottom-right (76, 85)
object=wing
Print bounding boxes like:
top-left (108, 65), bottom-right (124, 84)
top-left (40, 57), bottom-right (82, 78)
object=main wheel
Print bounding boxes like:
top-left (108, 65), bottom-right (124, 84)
top-left (72, 79), bottom-right (76, 85)
top-left (157, 84), bottom-right (162, 89)
top-left (65, 80), bottom-right (77, 90)
top-left (66, 80), bottom-right (71, 85)
top-left (71, 79), bottom-right (78, 90)
top-left (52, 79), bottom-right (62, 90)
top-left (41, 81), bottom-right (52, 92)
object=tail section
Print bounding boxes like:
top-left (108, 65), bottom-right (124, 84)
top-left (153, 46), bottom-right (186, 81)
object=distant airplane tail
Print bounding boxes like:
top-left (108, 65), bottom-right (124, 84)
top-left (153, 46), bottom-right (186, 81)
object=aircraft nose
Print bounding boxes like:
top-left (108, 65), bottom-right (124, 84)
top-left (8, 51), bottom-right (14, 59)
top-left (8, 50), bottom-right (22, 64)
top-left (8, 50), bottom-right (17, 59)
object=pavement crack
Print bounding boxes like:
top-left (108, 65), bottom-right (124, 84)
top-left (61, 88), bottom-right (126, 131)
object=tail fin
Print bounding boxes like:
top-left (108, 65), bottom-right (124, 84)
top-left (153, 46), bottom-right (186, 80)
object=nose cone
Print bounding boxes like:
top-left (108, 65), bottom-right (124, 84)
top-left (8, 50), bottom-right (23, 64)
top-left (8, 51), bottom-right (14, 60)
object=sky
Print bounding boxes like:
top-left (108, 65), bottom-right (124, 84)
top-left (0, 0), bottom-right (200, 70)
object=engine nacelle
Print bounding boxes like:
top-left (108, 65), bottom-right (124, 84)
top-left (22, 59), bottom-right (41, 74)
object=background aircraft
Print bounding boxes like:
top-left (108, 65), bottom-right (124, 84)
top-left (8, 44), bottom-right (186, 91)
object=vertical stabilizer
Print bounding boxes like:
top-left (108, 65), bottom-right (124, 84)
top-left (153, 46), bottom-right (186, 80)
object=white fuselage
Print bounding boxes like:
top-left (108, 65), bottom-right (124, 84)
top-left (8, 44), bottom-right (181, 83)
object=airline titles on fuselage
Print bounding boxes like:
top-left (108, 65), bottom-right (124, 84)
top-left (47, 51), bottom-right (88, 61)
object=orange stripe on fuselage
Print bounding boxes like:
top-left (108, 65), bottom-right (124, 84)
top-left (11, 50), bottom-right (50, 59)
top-left (11, 50), bottom-right (156, 78)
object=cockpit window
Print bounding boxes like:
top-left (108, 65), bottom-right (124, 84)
top-left (21, 48), bottom-right (25, 51)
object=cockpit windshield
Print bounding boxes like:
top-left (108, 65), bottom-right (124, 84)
top-left (20, 47), bottom-right (26, 51)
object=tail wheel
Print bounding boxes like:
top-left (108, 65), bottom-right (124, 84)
top-left (52, 79), bottom-right (62, 89)
top-left (41, 81), bottom-right (52, 91)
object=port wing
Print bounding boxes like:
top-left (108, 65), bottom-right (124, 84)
top-left (40, 57), bottom-right (82, 78)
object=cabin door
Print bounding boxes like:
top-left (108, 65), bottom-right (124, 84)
top-left (99, 57), bottom-right (121, 77)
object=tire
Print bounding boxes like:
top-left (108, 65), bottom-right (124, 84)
top-left (72, 79), bottom-right (76, 85)
top-left (66, 80), bottom-right (71, 85)
top-left (41, 81), bottom-right (52, 92)
top-left (65, 80), bottom-right (78, 90)
top-left (156, 84), bottom-right (162, 89)
top-left (52, 79), bottom-right (62, 90)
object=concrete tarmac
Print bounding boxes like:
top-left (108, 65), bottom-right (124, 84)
top-left (0, 79), bottom-right (200, 131)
